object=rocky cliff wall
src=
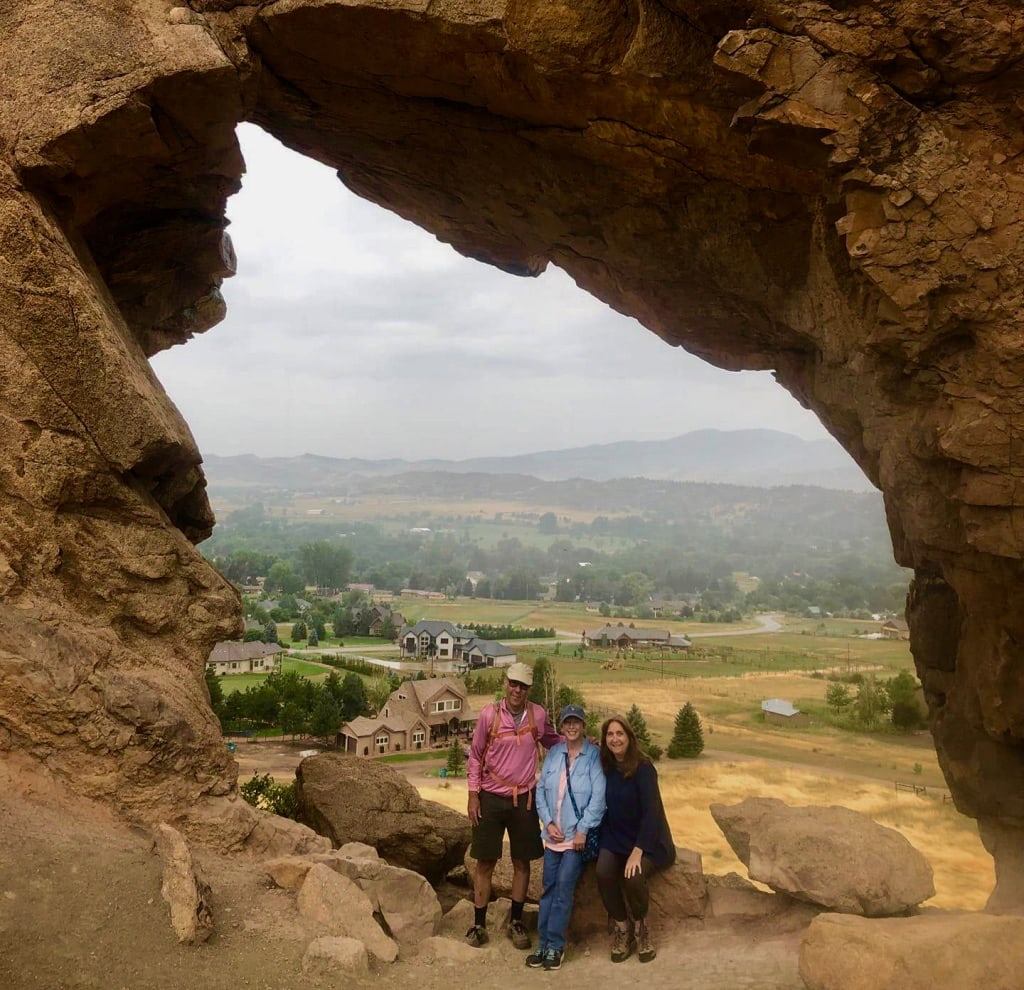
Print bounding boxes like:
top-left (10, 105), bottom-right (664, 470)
top-left (2, 0), bottom-right (1023, 875)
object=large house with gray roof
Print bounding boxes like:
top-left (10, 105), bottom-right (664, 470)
top-left (398, 620), bottom-right (473, 660)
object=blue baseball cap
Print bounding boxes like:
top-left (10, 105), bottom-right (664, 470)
top-left (559, 704), bottom-right (586, 725)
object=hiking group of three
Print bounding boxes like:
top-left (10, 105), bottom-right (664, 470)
top-left (465, 662), bottom-right (676, 970)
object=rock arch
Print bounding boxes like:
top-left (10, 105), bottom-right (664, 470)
top-left (2, 0), bottom-right (1024, 885)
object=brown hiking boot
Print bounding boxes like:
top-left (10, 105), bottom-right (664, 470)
top-left (610, 925), bottom-right (634, 963)
top-left (637, 920), bottom-right (656, 963)
top-left (507, 919), bottom-right (531, 950)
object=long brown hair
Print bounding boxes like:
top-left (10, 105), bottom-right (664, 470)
top-left (600, 715), bottom-right (651, 778)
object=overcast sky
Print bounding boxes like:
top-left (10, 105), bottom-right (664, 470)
top-left (150, 124), bottom-right (833, 461)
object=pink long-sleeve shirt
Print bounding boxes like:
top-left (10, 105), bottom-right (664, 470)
top-left (467, 699), bottom-right (562, 797)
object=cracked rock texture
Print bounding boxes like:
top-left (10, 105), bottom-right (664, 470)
top-left (2, 0), bottom-right (1024, 882)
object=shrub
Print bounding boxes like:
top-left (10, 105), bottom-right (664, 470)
top-left (239, 772), bottom-right (299, 820)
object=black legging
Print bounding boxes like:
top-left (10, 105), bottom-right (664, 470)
top-left (595, 848), bottom-right (658, 923)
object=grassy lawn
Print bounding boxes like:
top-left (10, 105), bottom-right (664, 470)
top-left (218, 655), bottom-right (339, 694)
top-left (378, 751), bottom-right (444, 764)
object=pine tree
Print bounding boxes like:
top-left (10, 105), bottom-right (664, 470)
top-left (446, 736), bottom-right (466, 776)
top-left (667, 702), bottom-right (704, 758)
top-left (626, 704), bottom-right (652, 749)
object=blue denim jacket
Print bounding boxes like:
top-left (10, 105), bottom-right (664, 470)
top-left (536, 739), bottom-right (606, 841)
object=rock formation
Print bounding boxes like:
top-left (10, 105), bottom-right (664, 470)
top-left (295, 753), bottom-right (471, 882)
top-left (2, 0), bottom-right (1024, 887)
top-left (710, 797), bottom-right (935, 916)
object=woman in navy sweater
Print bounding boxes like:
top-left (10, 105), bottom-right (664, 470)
top-left (596, 715), bottom-right (676, 963)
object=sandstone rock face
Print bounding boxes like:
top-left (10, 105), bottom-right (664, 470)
top-left (799, 913), bottom-right (1024, 990)
top-left (295, 754), bottom-right (471, 883)
top-left (2, 0), bottom-right (1024, 889)
top-left (711, 798), bottom-right (934, 916)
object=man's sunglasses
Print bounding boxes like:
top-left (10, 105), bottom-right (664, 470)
top-left (507, 680), bottom-right (529, 690)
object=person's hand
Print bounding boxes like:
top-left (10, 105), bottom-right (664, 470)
top-left (546, 821), bottom-right (565, 842)
top-left (624, 848), bottom-right (643, 878)
top-left (572, 830), bottom-right (586, 852)
top-left (468, 791), bottom-right (481, 826)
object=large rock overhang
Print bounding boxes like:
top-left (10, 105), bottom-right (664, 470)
top-left (2, 0), bottom-right (1024, 859)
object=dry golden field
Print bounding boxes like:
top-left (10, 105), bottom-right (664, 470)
top-left (421, 672), bottom-right (994, 912)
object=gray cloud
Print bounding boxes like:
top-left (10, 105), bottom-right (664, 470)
top-left (150, 125), bottom-right (834, 460)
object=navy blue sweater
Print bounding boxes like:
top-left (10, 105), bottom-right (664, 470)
top-left (600, 761), bottom-right (676, 870)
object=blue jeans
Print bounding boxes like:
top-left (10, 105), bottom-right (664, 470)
top-left (537, 847), bottom-right (585, 952)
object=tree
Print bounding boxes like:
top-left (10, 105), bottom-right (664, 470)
top-left (309, 691), bottom-right (341, 745)
top-left (853, 675), bottom-right (891, 728)
top-left (291, 619), bottom-right (308, 641)
top-left (308, 628), bottom-right (319, 647)
top-left (626, 704), bottom-right (653, 751)
top-left (886, 670), bottom-right (925, 730)
top-left (538, 512), bottom-right (559, 535)
top-left (667, 702), bottom-right (704, 758)
top-left (263, 620), bottom-right (278, 644)
top-left (265, 561), bottom-right (304, 595)
top-left (446, 736), bottom-right (466, 776)
top-left (299, 540), bottom-right (353, 591)
top-left (599, 601), bottom-right (611, 617)
top-left (825, 682), bottom-right (853, 716)
top-left (529, 658), bottom-right (557, 712)
top-left (340, 672), bottom-right (368, 721)
top-left (279, 702), bottom-right (307, 739)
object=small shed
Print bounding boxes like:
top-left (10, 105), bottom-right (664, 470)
top-left (761, 698), bottom-right (809, 727)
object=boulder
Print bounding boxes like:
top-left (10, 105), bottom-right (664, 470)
top-left (415, 936), bottom-right (482, 964)
top-left (711, 798), bottom-right (934, 916)
top-left (568, 848), bottom-right (707, 938)
top-left (799, 912), bottom-right (1024, 990)
top-left (333, 853), bottom-right (443, 945)
top-left (301, 935), bottom-right (369, 976)
top-left (153, 823), bottom-right (213, 945)
top-left (296, 863), bottom-right (398, 963)
top-left (296, 754), bottom-right (470, 883)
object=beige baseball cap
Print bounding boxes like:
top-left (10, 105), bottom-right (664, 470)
top-left (505, 661), bottom-right (534, 686)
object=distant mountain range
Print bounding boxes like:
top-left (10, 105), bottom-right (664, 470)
top-left (203, 429), bottom-right (874, 492)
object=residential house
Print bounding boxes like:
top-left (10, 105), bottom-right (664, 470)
top-left (368, 606), bottom-right (405, 638)
top-left (881, 618), bottom-right (910, 640)
top-left (582, 623), bottom-right (691, 651)
top-left (398, 620), bottom-right (472, 660)
top-left (345, 583), bottom-right (375, 595)
top-left (341, 677), bottom-right (476, 753)
top-left (340, 713), bottom-right (431, 757)
top-left (461, 637), bottom-right (517, 670)
top-left (206, 640), bottom-right (284, 676)
top-left (761, 698), bottom-right (809, 727)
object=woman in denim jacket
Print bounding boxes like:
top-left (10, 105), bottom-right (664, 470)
top-left (529, 704), bottom-right (607, 970)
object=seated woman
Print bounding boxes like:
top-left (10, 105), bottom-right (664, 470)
top-left (596, 715), bottom-right (676, 963)
top-left (531, 704), bottom-right (606, 970)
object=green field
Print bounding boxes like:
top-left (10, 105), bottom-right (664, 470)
top-left (217, 655), bottom-right (340, 694)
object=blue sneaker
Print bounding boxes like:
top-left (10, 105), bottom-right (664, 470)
top-left (543, 948), bottom-right (563, 970)
top-left (525, 947), bottom-right (547, 968)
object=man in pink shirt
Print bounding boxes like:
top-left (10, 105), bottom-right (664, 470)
top-left (465, 662), bottom-right (561, 950)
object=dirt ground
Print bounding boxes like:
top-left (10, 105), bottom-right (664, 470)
top-left (0, 753), bottom-right (809, 990)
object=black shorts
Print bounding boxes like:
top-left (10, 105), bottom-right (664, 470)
top-left (470, 789), bottom-right (544, 863)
